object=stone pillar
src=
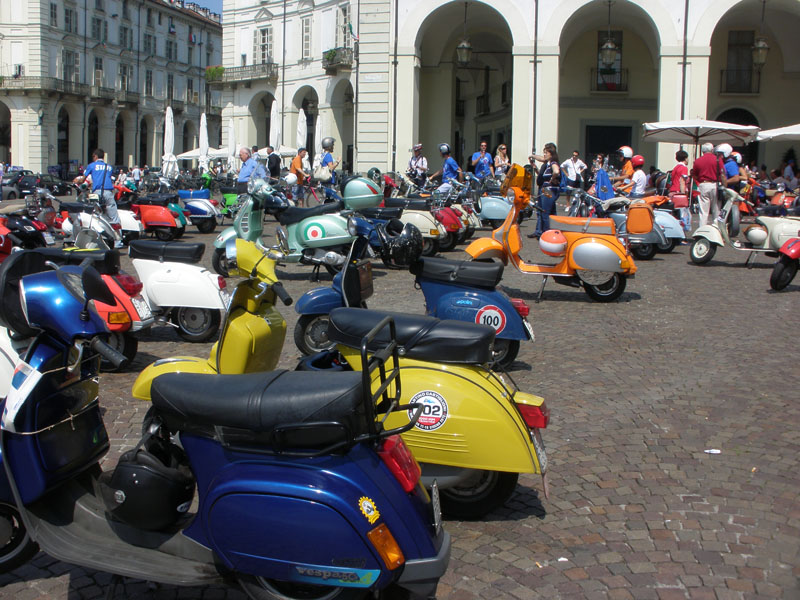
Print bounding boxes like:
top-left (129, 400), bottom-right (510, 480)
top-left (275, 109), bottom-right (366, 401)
top-left (68, 104), bottom-right (86, 170)
top-left (123, 119), bottom-right (138, 168)
top-left (510, 47), bottom-right (534, 165)
top-left (10, 105), bottom-right (46, 172)
top-left (394, 51), bottom-right (419, 173)
top-left (534, 48), bottom-right (560, 153)
top-left (98, 109), bottom-right (116, 163)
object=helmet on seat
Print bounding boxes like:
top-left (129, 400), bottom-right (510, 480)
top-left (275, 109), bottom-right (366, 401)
top-left (321, 136), bottom-right (335, 151)
top-left (631, 155), bottom-right (645, 167)
top-left (367, 167), bottom-right (382, 185)
top-left (380, 222), bottom-right (423, 267)
top-left (618, 146), bottom-right (634, 159)
top-left (438, 143), bottom-right (452, 155)
top-left (715, 143), bottom-right (733, 158)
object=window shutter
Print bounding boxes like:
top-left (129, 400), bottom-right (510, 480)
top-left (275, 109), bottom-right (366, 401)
top-left (253, 29), bottom-right (258, 65)
top-left (75, 51), bottom-right (81, 82)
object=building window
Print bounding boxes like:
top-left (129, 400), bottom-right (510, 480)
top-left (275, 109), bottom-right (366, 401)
top-left (64, 7), bottom-right (77, 32)
top-left (301, 17), bottom-right (312, 61)
top-left (336, 4), bottom-right (351, 49)
top-left (122, 0), bottom-right (129, 20)
top-left (206, 51), bottom-right (211, 67)
top-left (119, 64), bottom-right (132, 91)
top-left (145, 70), bottom-right (153, 96)
top-left (166, 40), bottom-right (177, 61)
top-left (146, 8), bottom-right (152, 26)
top-left (95, 0), bottom-right (103, 12)
top-left (120, 25), bottom-right (133, 50)
top-left (253, 26), bottom-right (273, 64)
top-left (158, 12), bottom-right (162, 25)
top-left (144, 33), bottom-right (155, 56)
top-left (725, 30), bottom-right (756, 93)
top-left (168, 17), bottom-right (176, 34)
top-left (50, 3), bottom-right (57, 26)
top-left (91, 17), bottom-right (107, 42)
top-left (62, 49), bottom-right (80, 82)
top-left (188, 46), bottom-right (193, 65)
top-left (187, 78), bottom-right (194, 102)
top-left (167, 73), bottom-right (174, 100)
top-left (94, 57), bottom-right (103, 85)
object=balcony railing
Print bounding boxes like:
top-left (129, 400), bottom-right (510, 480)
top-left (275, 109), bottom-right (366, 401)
top-left (169, 99), bottom-right (185, 112)
top-left (206, 104), bottom-right (222, 116)
top-left (207, 63), bottom-right (279, 86)
top-left (322, 47), bottom-right (354, 73)
top-left (115, 89), bottom-right (139, 104)
top-left (0, 76), bottom-right (89, 96)
top-left (591, 68), bottom-right (629, 92)
top-left (91, 85), bottom-right (116, 100)
top-left (720, 69), bottom-right (760, 94)
top-left (140, 96), bottom-right (165, 111)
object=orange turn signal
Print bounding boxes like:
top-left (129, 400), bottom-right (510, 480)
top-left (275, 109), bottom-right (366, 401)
top-left (367, 524), bottom-right (405, 570)
top-left (108, 312), bottom-right (131, 324)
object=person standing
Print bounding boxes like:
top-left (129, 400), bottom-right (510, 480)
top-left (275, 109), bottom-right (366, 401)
top-left (319, 137), bottom-right (340, 190)
top-left (265, 146), bottom-right (282, 180)
top-left (668, 149), bottom-right (691, 234)
top-left (560, 150), bottom-right (587, 189)
top-left (290, 147), bottom-right (309, 207)
top-left (528, 142), bottom-right (561, 239)
top-left (690, 142), bottom-right (726, 227)
top-left (131, 165), bottom-right (142, 189)
top-left (471, 141), bottom-right (494, 180)
top-left (494, 144), bottom-right (510, 180)
top-left (237, 147), bottom-right (267, 192)
top-left (429, 143), bottom-right (462, 195)
top-left (82, 148), bottom-right (120, 226)
top-left (408, 144), bottom-right (428, 187)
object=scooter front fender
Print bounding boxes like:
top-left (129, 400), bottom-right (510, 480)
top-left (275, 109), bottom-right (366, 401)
top-left (692, 224), bottom-right (725, 246)
top-left (295, 287), bottom-right (345, 315)
top-left (464, 237), bottom-right (508, 265)
top-left (478, 197), bottom-right (512, 220)
top-left (779, 237), bottom-right (800, 259)
top-left (214, 225), bottom-right (237, 250)
top-left (131, 356), bottom-right (215, 401)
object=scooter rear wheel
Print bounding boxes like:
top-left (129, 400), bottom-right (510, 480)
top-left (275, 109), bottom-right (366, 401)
top-left (421, 238), bottom-right (439, 256)
top-left (295, 314), bottom-right (336, 356)
top-left (582, 273), bottom-right (627, 302)
top-left (632, 243), bottom-right (656, 261)
top-left (656, 238), bottom-right (678, 253)
top-left (0, 502), bottom-right (39, 574)
top-left (99, 332), bottom-right (138, 372)
top-left (491, 339), bottom-right (520, 371)
top-left (212, 247), bottom-right (231, 277)
top-left (438, 232), bottom-right (457, 252)
top-left (770, 255), bottom-right (798, 291)
top-left (196, 219), bottom-right (216, 234)
top-left (439, 471), bottom-right (519, 520)
top-left (172, 307), bottom-right (221, 342)
top-left (238, 575), bottom-right (366, 600)
top-left (154, 227), bottom-right (176, 241)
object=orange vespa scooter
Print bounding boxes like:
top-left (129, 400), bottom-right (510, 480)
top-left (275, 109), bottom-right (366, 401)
top-left (465, 165), bottom-right (646, 302)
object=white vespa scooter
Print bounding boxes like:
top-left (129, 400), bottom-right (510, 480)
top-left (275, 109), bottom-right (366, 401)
top-left (128, 240), bottom-right (229, 341)
top-left (690, 187), bottom-right (800, 266)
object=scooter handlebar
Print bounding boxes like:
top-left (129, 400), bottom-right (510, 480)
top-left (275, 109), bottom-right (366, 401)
top-left (271, 281), bottom-right (293, 306)
top-left (90, 337), bottom-right (126, 368)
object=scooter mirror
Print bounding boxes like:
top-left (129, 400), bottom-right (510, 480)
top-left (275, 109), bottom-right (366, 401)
top-left (81, 266), bottom-right (116, 306)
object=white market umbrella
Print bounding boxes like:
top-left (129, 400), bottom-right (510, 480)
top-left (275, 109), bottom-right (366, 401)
top-left (161, 106), bottom-right (179, 179)
top-left (269, 98), bottom-right (281, 150)
top-left (177, 147), bottom-right (229, 160)
top-left (314, 113), bottom-right (323, 158)
top-left (756, 123), bottom-right (800, 142)
top-left (642, 119), bottom-right (760, 146)
top-left (198, 113), bottom-right (209, 173)
top-left (227, 117), bottom-right (236, 170)
top-left (278, 145), bottom-right (297, 158)
top-left (296, 109), bottom-right (307, 151)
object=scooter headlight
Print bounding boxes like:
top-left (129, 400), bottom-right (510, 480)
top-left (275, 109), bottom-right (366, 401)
top-left (506, 188), bottom-right (516, 203)
top-left (347, 217), bottom-right (358, 237)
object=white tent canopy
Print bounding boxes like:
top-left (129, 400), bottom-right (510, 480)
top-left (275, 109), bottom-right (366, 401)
top-left (269, 98), bottom-right (281, 150)
top-left (642, 119), bottom-right (760, 145)
top-left (756, 124), bottom-right (800, 142)
top-left (177, 147), bottom-right (230, 160)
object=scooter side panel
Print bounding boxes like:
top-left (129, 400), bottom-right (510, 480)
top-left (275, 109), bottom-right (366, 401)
top-left (654, 210), bottom-right (685, 240)
top-left (478, 197), bottom-right (512, 221)
top-left (218, 304), bottom-right (286, 374)
top-left (295, 286), bottom-right (345, 315)
top-left (568, 238), bottom-right (626, 273)
top-left (135, 260), bottom-right (227, 310)
top-left (292, 216), bottom-right (355, 250)
top-left (400, 211), bottom-right (440, 239)
top-left (464, 237), bottom-right (508, 264)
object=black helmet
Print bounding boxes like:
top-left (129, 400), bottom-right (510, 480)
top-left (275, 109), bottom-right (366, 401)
top-left (99, 436), bottom-right (195, 531)
top-left (380, 222), bottom-right (423, 267)
top-left (367, 167), bottom-right (382, 185)
top-left (438, 143), bottom-right (451, 155)
top-left (321, 136), bottom-right (335, 150)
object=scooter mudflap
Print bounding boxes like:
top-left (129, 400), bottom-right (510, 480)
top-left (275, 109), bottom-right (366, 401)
top-left (431, 480), bottom-right (442, 535)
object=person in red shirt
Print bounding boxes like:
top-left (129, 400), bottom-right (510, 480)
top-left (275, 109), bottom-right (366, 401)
top-left (669, 150), bottom-right (691, 233)
top-left (690, 143), bottom-right (727, 226)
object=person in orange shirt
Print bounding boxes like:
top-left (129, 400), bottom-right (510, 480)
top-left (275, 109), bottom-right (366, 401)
top-left (290, 147), bottom-right (308, 207)
top-left (611, 145), bottom-right (634, 192)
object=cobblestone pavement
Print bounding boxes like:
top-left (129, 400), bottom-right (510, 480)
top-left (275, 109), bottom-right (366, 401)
top-left (1, 209), bottom-right (799, 599)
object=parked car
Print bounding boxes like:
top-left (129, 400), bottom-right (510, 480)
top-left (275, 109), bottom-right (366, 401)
top-left (2, 170), bottom-right (33, 200)
top-left (31, 174), bottom-right (72, 196)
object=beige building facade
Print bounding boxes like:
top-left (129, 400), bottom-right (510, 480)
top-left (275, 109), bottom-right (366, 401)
top-left (0, 0), bottom-right (222, 174)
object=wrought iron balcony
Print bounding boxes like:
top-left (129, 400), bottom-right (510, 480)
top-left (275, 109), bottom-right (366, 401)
top-left (207, 63), bottom-right (279, 87)
top-left (91, 85), bottom-right (116, 100)
top-left (140, 96), bottom-right (165, 111)
top-left (0, 76), bottom-right (90, 96)
top-left (206, 104), bottom-right (222, 116)
top-left (322, 47), bottom-right (354, 74)
top-left (720, 69), bottom-right (760, 94)
top-left (590, 68), bottom-right (629, 92)
top-left (169, 99), bottom-right (185, 112)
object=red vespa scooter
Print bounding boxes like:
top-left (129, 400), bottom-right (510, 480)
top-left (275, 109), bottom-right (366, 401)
top-left (770, 237), bottom-right (800, 291)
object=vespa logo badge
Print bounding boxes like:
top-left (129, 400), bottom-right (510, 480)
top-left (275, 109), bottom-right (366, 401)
top-left (358, 496), bottom-right (380, 524)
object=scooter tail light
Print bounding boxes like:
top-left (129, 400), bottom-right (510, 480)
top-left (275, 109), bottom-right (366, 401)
top-left (367, 524), bottom-right (405, 570)
top-left (209, 199), bottom-right (219, 206)
top-left (170, 210), bottom-right (180, 218)
top-left (31, 220), bottom-right (47, 231)
top-left (111, 223), bottom-right (122, 231)
top-left (377, 435), bottom-right (421, 493)
top-left (517, 402), bottom-right (550, 429)
top-left (113, 273), bottom-right (144, 296)
top-left (183, 210), bottom-right (191, 217)
top-left (217, 275), bottom-right (227, 290)
top-left (510, 298), bottom-right (530, 317)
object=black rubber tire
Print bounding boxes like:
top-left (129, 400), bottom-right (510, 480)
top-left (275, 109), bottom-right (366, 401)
top-left (212, 247), bottom-right (230, 277)
top-left (582, 273), bottom-right (627, 302)
top-left (99, 332), bottom-right (138, 372)
top-left (656, 238), bottom-right (678, 253)
top-left (154, 227), bottom-right (176, 241)
top-left (6, 192), bottom-right (15, 200)
top-left (0, 502), bottom-right (39, 574)
top-left (237, 575), bottom-right (367, 600)
top-left (489, 219), bottom-right (506, 229)
top-left (324, 263), bottom-right (343, 277)
top-left (196, 219), bottom-right (216, 234)
top-left (729, 203), bottom-right (741, 237)
top-left (632, 243), bottom-right (656, 261)
top-left (172, 307), bottom-right (221, 342)
top-left (439, 471), bottom-right (519, 520)
top-left (421, 238), bottom-right (439, 256)
top-left (294, 314), bottom-right (336, 356)
top-left (174, 226), bottom-right (185, 239)
top-left (491, 339), bottom-right (520, 371)
top-left (438, 232), bottom-right (457, 252)
top-left (690, 237), bottom-right (716, 265)
top-left (770, 255), bottom-right (798, 291)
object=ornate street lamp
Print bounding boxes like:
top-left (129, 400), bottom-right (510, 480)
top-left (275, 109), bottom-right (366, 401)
top-left (752, 0), bottom-right (769, 69)
top-left (599, 0), bottom-right (618, 67)
top-left (456, 3), bottom-right (472, 67)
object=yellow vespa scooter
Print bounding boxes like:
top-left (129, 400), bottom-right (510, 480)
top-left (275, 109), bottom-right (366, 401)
top-left (133, 238), bottom-right (551, 519)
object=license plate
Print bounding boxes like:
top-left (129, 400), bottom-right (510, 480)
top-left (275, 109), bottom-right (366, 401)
top-left (43, 233), bottom-right (55, 245)
top-left (430, 480), bottom-right (442, 535)
top-left (531, 429), bottom-right (548, 474)
top-left (131, 295), bottom-right (152, 320)
top-left (522, 318), bottom-right (535, 341)
top-left (2, 361), bottom-right (42, 433)
top-left (717, 209), bottom-right (728, 222)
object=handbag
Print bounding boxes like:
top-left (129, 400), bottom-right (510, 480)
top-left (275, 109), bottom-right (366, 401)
top-left (671, 193), bottom-right (689, 208)
top-left (312, 164), bottom-right (332, 183)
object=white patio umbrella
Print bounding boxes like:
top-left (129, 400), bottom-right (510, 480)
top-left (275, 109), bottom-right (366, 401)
top-left (314, 113), bottom-right (323, 158)
top-left (227, 117), bottom-right (236, 170)
top-left (296, 109), bottom-right (307, 150)
top-left (642, 119), bottom-right (760, 146)
top-left (198, 113), bottom-right (209, 173)
top-left (177, 147), bottom-right (229, 160)
top-left (161, 106), bottom-right (179, 179)
top-left (756, 123), bottom-right (800, 142)
top-left (269, 98), bottom-right (281, 150)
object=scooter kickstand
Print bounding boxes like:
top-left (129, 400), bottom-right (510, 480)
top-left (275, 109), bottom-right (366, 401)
top-left (746, 251), bottom-right (757, 269)
top-left (536, 275), bottom-right (549, 303)
top-left (310, 264), bottom-right (321, 282)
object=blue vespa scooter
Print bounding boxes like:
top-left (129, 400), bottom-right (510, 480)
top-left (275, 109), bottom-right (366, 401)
top-left (294, 237), bottom-right (533, 369)
top-left (0, 257), bottom-right (450, 596)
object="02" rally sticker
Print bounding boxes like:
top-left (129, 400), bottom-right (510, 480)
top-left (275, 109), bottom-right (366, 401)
top-left (475, 305), bottom-right (506, 333)
top-left (407, 390), bottom-right (448, 431)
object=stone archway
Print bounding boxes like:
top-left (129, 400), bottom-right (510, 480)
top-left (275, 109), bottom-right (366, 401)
top-left (248, 92), bottom-right (277, 150)
top-left (115, 114), bottom-right (125, 167)
top-left (292, 86), bottom-right (320, 159)
top-left (330, 80), bottom-right (354, 173)
top-left (57, 107), bottom-right (69, 172)
top-left (87, 111), bottom-right (100, 162)
top-left (0, 100), bottom-right (12, 165)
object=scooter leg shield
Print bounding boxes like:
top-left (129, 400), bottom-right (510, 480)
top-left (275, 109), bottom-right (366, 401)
top-left (464, 238), bottom-right (507, 264)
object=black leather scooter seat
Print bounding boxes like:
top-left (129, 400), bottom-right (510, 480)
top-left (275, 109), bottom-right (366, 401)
top-left (136, 193), bottom-right (178, 206)
top-left (384, 197), bottom-right (432, 212)
top-left (128, 240), bottom-right (205, 264)
top-left (150, 370), bottom-right (368, 442)
top-left (757, 204), bottom-right (800, 217)
top-left (360, 207), bottom-right (403, 220)
top-left (277, 200), bottom-right (344, 226)
top-left (328, 307), bottom-right (495, 365)
top-left (410, 256), bottom-right (504, 289)
top-left (59, 201), bottom-right (95, 214)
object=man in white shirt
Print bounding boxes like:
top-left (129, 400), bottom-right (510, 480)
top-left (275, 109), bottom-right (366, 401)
top-left (560, 151), bottom-right (587, 189)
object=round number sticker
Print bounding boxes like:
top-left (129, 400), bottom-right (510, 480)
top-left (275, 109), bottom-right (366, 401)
top-left (475, 305), bottom-right (506, 333)
top-left (304, 223), bottom-right (326, 241)
top-left (407, 391), bottom-right (449, 431)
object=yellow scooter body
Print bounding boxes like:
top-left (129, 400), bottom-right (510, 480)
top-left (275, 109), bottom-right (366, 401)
top-left (337, 346), bottom-right (546, 475)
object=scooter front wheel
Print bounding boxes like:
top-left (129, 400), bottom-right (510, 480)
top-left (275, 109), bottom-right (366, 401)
top-left (212, 247), bottom-right (231, 277)
top-left (171, 307), bottom-right (221, 342)
top-left (490, 339), bottom-right (520, 371)
top-left (238, 575), bottom-right (366, 600)
top-left (770, 255), bottom-right (798, 291)
top-left (0, 502), bottom-right (39, 574)
top-left (439, 470), bottom-right (519, 520)
top-left (689, 237), bottom-right (716, 265)
top-left (295, 314), bottom-right (336, 356)
top-left (632, 244), bottom-right (656, 261)
top-left (99, 331), bottom-right (138, 372)
top-left (421, 238), bottom-right (439, 256)
top-left (582, 273), bottom-right (627, 302)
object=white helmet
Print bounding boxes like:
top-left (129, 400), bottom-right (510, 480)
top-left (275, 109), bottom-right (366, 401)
top-left (716, 143), bottom-right (733, 158)
top-left (618, 146), bottom-right (633, 159)
top-left (731, 151), bottom-right (742, 165)
top-left (284, 173), bottom-right (298, 185)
